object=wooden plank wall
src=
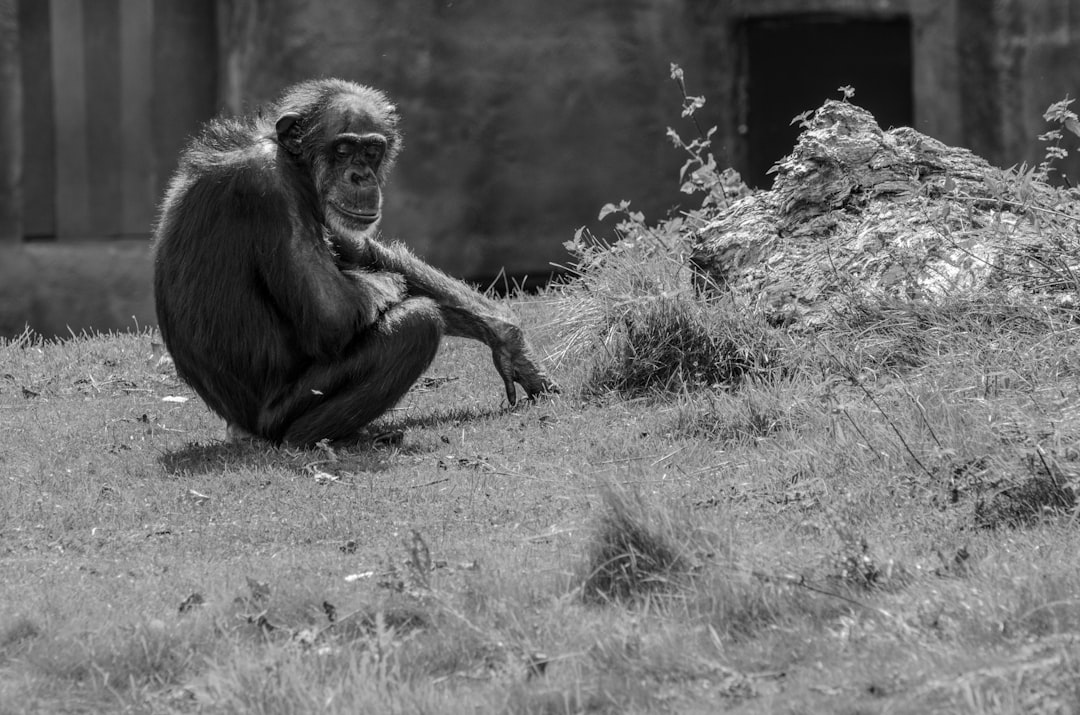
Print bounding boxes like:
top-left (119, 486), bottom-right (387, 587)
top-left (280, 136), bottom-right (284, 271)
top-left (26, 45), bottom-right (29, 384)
top-left (49, 0), bottom-right (92, 237)
top-left (119, 0), bottom-right (154, 237)
top-left (15, 0), bottom-right (48, 238)
top-left (0, 0), bottom-right (20, 243)
top-left (19, 0), bottom-right (217, 240)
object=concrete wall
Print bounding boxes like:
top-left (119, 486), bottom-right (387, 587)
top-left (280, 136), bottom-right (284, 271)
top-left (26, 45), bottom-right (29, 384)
top-left (0, 241), bottom-right (155, 338)
top-left (993, 1), bottom-right (1080, 176)
top-left (5, 0), bottom-right (1080, 337)
top-left (217, 0), bottom-right (692, 278)
top-left (213, 0), bottom-right (1080, 277)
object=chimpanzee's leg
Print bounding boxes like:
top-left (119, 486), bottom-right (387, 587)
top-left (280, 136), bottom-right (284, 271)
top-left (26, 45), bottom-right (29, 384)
top-left (257, 297), bottom-right (444, 446)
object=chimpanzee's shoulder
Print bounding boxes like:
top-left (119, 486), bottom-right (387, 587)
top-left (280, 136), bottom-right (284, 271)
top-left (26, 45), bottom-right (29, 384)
top-left (178, 114), bottom-right (280, 176)
top-left (190, 114), bottom-right (258, 151)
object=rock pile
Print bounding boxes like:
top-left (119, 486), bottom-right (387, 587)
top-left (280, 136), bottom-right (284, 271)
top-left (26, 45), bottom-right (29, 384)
top-left (692, 100), bottom-right (1080, 326)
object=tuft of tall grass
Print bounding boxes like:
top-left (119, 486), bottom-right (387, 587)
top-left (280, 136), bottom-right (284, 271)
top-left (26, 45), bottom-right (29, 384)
top-left (585, 295), bottom-right (786, 398)
top-left (13, 620), bottom-right (204, 711)
top-left (551, 227), bottom-right (788, 398)
top-left (814, 294), bottom-right (1080, 374)
top-left (0, 616), bottom-right (41, 658)
top-left (575, 483), bottom-right (860, 647)
top-left (578, 484), bottom-right (707, 605)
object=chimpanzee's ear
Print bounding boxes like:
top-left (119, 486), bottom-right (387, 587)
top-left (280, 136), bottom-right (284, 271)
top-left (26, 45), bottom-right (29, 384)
top-left (275, 113), bottom-right (303, 155)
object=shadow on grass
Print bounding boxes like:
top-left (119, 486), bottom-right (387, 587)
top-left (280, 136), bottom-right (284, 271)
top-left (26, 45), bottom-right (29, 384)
top-left (158, 441), bottom-right (300, 477)
top-left (378, 402), bottom-right (513, 432)
top-left (158, 403), bottom-right (511, 477)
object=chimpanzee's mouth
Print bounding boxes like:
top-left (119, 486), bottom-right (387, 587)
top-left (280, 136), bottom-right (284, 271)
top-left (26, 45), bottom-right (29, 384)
top-left (331, 204), bottom-right (380, 224)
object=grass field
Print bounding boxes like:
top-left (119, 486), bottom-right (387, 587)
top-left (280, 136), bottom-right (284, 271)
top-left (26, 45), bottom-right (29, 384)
top-left (3, 276), bottom-right (1080, 713)
top-left (5, 83), bottom-right (1080, 712)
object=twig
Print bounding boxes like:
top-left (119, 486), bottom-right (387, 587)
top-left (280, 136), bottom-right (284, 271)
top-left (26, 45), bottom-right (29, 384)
top-left (750, 569), bottom-right (893, 619)
top-left (902, 387), bottom-right (943, 449)
top-left (1034, 445), bottom-right (1062, 488)
top-left (950, 194), bottom-right (1080, 222)
top-left (824, 346), bottom-right (935, 480)
top-left (840, 408), bottom-right (883, 461)
top-left (410, 477), bottom-right (450, 489)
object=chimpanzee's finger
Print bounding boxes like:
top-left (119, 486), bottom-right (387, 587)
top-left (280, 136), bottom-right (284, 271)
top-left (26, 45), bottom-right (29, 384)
top-left (516, 360), bottom-right (557, 399)
top-left (504, 375), bottom-right (518, 406)
top-left (492, 347), bottom-right (518, 406)
top-left (520, 374), bottom-right (546, 399)
top-left (534, 375), bottom-right (560, 396)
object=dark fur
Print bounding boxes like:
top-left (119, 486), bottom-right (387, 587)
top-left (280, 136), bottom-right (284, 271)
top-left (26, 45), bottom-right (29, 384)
top-left (153, 79), bottom-right (555, 446)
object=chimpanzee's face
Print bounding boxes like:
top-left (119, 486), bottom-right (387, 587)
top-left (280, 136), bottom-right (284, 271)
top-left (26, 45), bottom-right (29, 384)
top-left (275, 85), bottom-right (401, 237)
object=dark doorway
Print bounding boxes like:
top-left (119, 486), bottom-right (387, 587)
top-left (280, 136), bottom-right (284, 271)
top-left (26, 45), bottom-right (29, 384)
top-left (743, 15), bottom-right (913, 188)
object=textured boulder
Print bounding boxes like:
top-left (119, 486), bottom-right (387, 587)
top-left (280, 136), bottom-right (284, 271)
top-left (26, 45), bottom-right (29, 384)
top-left (692, 100), bottom-right (1080, 326)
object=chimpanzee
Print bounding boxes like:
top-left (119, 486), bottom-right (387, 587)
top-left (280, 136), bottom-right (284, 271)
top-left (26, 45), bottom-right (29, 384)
top-left (153, 78), bottom-right (557, 446)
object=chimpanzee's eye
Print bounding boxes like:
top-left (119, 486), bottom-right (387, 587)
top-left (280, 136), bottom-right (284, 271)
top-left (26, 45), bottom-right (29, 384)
top-left (362, 143), bottom-right (384, 164)
top-left (334, 143), bottom-right (353, 157)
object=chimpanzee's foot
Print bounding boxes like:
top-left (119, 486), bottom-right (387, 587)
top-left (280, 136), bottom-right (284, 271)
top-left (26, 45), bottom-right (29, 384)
top-left (226, 422), bottom-right (260, 443)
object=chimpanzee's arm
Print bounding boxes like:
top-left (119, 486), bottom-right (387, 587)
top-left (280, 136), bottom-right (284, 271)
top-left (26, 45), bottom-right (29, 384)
top-left (333, 233), bottom-right (557, 402)
top-left (255, 219), bottom-right (402, 358)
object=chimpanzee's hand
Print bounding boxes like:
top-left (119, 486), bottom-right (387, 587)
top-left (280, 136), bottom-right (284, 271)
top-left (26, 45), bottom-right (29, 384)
top-left (487, 317), bottom-right (559, 405)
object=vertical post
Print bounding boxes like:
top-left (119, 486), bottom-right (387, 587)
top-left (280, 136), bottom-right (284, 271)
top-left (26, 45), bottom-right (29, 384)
top-left (19, 0), bottom-right (55, 238)
top-left (49, 0), bottom-right (89, 238)
top-left (911, 0), bottom-right (962, 147)
top-left (153, 0), bottom-right (218, 196)
top-left (956, 0), bottom-right (1005, 164)
top-left (119, 0), bottom-right (154, 236)
top-left (0, 0), bottom-right (22, 243)
top-left (216, 0), bottom-right (258, 115)
top-left (83, 0), bottom-right (122, 237)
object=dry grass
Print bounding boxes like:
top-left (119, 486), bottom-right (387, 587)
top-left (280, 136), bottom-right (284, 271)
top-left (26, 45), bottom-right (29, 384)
top-left (9, 79), bottom-right (1080, 711)
top-left (549, 229), bottom-right (789, 400)
top-left (577, 484), bottom-right (705, 604)
top-left (6, 198), bottom-right (1080, 712)
top-left (5, 284), bottom-right (1080, 713)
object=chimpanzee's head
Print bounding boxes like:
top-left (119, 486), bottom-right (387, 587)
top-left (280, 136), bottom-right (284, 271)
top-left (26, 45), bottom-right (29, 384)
top-left (274, 79), bottom-right (402, 237)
